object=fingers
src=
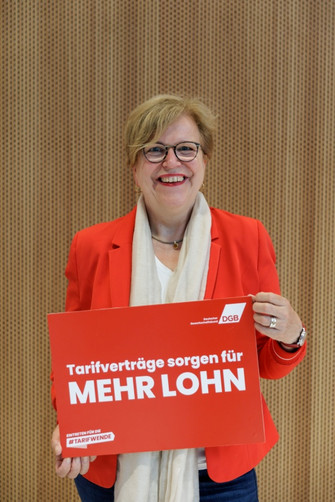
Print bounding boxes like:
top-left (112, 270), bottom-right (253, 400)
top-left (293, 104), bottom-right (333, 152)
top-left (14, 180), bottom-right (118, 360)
top-left (52, 424), bottom-right (95, 479)
top-left (51, 424), bottom-right (62, 456)
top-left (252, 295), bottom-right (287, 335)
top-left (55, 456), bottom-right (72, 478)
top-left (252, 292), bottom-right (289, 310)
top-left (78, 456), bottom-right (90, 476)
top-left (252, 292), bottom-right (289, 320)
top-left (67, 457), bottom-right (87, 479)
top-left (251, 292), bottom-right (302, 344)
top-left (253, 313), bottom-right (282, 331)
top-left (55, 455), bottom-right (94, 479)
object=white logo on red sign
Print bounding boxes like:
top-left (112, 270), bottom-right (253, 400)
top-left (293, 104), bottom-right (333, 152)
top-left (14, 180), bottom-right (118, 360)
top-left (66, 431), bottom-right (115, 448)
top-left (218, 303), bottom-right (246, 324)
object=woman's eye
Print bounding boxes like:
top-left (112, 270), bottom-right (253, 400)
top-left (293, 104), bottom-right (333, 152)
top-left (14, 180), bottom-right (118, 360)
top-left (177, 144), bottom-right (196, 153)
top-left (148, 145), bottom-right (164, 154)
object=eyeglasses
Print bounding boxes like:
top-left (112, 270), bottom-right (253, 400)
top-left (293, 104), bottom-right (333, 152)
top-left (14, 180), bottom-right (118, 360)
top-left (143, 142), bottom-right (202, 163)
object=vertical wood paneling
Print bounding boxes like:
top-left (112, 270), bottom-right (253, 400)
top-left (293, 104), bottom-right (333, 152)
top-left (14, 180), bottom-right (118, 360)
top-left (1, 1), bottom-right (334, 500)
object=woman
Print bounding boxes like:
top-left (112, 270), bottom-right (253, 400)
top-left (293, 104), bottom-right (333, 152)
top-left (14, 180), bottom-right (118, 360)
top-left (51, 95), bottom-right (307, 501)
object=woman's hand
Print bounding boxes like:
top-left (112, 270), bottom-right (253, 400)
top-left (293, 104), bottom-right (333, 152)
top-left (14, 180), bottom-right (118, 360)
top-left (51, 424), bottom-right (96, 479)
top-left (251, 292), bottom-right (303, 346)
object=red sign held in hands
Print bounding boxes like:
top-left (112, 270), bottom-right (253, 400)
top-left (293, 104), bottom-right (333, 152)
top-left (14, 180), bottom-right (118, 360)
top-left (48, 297), bottom-right (264, 457)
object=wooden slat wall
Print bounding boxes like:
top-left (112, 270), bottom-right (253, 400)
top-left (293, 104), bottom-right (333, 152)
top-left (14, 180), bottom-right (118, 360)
top-left (1, 1), bottom-right (334, 500)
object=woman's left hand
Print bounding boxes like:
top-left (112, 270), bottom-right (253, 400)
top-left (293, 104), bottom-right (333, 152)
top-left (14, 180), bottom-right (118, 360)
top-left (251, 292), bottom-right (303, 345)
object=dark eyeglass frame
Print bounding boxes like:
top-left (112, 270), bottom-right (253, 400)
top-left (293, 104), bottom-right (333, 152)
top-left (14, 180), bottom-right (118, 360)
top-left (142, 141), bottom-right (202, 163)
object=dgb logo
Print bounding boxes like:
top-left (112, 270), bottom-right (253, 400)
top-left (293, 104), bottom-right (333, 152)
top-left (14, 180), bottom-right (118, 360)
top-left (218, 303), bottom-right (246, 324)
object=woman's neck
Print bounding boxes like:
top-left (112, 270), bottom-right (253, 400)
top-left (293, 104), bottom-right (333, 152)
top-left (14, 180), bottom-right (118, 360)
top-left (146, 206), bottom-right (193, 243)
top-left (148, 215), bottom-right (189, 243)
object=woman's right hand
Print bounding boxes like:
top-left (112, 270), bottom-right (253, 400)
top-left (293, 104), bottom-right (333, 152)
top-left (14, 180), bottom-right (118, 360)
top-left (51, 424), bottom-right (97, 478)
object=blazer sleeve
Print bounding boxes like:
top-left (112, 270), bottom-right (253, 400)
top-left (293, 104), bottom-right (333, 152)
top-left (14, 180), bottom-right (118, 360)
top-left (50, 232), bottom-right (83, 411)
top-left (255, 220), bottom-right (306, 379)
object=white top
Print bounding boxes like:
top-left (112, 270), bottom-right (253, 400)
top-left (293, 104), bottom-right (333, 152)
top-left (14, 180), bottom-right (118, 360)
top-left (155, 256), bottom-right (207, 471)
top-left (155, 256), bottom-right (174, 300)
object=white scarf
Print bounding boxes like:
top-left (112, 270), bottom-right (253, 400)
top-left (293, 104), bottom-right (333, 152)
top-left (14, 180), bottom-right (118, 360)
top-left (114, 193), bottom-right (212, 502)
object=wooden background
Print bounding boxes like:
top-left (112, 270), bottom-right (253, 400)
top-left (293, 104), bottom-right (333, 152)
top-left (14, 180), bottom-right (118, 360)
top-left (1, 1), bottom-right (334, 500)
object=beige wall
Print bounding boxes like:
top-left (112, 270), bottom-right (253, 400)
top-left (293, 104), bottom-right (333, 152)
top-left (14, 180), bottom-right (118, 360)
top-left (1, 1), bottom-right (334, 500)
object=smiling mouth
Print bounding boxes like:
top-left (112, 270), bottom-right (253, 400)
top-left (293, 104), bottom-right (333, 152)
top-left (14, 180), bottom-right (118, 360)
top-left (159, 175), bottom-right (186, 184)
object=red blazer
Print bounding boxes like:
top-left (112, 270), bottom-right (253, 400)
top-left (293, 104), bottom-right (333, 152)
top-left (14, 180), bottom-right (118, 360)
top-left (51, 206), bottom-right (306, 487)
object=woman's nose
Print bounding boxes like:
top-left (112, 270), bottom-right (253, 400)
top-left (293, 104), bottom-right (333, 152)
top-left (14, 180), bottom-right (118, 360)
top-left (162, 147), bottom-right (181, 168)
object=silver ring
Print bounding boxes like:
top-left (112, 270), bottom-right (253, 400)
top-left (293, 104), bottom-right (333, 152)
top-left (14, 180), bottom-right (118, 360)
top-left (269, 317), bottom-right (277, 329)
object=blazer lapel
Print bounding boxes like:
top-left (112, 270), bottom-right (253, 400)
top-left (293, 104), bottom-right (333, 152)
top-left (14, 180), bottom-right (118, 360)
top-left (205, 209), bottom-right (247, 299)
top-left (204, 214), bottom-right (221, 299)
top-left (108, 208), bottom-right (136, 308)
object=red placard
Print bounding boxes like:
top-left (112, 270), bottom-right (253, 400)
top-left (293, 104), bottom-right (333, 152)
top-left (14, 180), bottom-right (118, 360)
top-left (48, 296), bottom-right (264, 457)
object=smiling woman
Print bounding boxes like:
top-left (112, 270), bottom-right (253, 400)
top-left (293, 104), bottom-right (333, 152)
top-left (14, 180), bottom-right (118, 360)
top-left (132, 113), bottom-right (208, 237)
top-left (51, 95), bottom-right (307, 502)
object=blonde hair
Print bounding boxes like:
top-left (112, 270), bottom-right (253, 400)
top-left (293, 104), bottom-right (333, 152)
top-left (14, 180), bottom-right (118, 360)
top-left (124, 94), bottom-right (216, 167)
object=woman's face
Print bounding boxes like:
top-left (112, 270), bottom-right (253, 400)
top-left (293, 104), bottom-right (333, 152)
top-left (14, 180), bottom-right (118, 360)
top-left (133, 114), bottom-right (208, 222)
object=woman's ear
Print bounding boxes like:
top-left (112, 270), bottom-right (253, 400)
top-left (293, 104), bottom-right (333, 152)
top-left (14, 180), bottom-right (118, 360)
top-left (132, 164), bottom-right (138, 183)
